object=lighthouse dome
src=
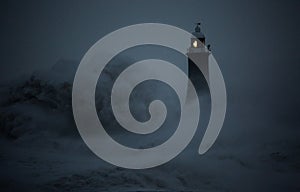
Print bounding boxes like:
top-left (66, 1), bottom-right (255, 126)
top-left (192, 22), bottom-right (205, 39)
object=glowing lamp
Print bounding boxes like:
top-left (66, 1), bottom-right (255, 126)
top-left (193, 40), bottom-right (198, 48)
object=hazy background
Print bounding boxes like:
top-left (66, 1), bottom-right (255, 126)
top-left (0, 0), bottom-right (299, 191)
top-left (1, 0), bottom-right (299, 119)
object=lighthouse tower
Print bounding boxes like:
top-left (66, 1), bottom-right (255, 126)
top-left (187, 23), bottom-right (210, 83)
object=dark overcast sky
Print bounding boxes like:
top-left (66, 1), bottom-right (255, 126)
top-left (0, 0), bottom-right (298, 77)
top-left (0, 0), bottom-right (299, 131)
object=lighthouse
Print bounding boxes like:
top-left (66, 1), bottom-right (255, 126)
top-left (187, 23), bottom-right (210, 84)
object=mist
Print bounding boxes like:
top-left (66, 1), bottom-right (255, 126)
top-left (0, 0), bottom-right (299, 191)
